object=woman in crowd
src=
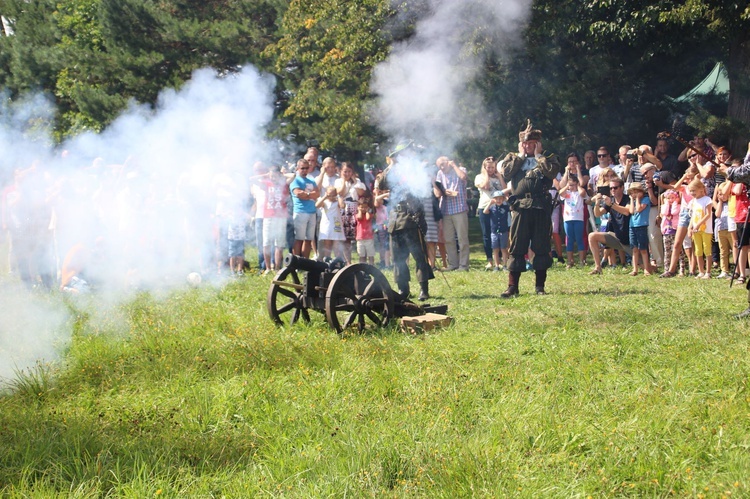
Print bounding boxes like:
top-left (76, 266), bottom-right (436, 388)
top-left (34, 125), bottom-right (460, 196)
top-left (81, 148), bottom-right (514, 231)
top-left (334, 162), bottom-right (366, 264)
top-left (474, 156), bottom-right (506, 270)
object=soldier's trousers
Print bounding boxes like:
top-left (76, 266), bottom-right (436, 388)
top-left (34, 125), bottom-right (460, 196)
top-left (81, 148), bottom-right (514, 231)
top-left (507, 208), bottom-right (553, 273)
top-left (390, 229), bottom-right (434, 291)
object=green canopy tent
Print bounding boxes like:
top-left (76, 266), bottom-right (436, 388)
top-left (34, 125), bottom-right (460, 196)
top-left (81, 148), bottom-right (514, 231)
top-left (668, 62), bottom-right (729, 103)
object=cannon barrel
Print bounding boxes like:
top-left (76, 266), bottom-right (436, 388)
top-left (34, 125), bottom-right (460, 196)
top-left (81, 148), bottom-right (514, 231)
top-left (283, 254), bottom-right (332, 273)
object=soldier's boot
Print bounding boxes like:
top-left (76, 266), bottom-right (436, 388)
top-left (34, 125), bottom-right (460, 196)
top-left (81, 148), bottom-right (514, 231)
top-left (418, 281), bottom-right (429, 302)
top-left (397, 283), bottom-right (410, 300)
top-left (501, 271), bottom-right (520, 299)
top-left (535, 269), bottom-right (547, 295)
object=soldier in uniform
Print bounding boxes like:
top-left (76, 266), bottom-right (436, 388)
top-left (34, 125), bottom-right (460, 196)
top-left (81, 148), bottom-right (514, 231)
top-left (499, 122), bottom-right (561, 297)
top-left (374, 146), bottom-right (435, 301)
top-left (718, 145), bottom-right (750, 318)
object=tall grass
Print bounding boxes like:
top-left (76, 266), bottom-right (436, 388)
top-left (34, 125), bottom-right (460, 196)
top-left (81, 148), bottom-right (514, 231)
top-left (1, 237), bottom-right (749, 496)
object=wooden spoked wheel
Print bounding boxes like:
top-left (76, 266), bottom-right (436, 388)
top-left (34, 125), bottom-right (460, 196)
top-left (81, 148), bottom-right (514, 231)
top-left (267, 266), bottom-right (310, 326)
top-left (324, 264), bottom-right (394, 335)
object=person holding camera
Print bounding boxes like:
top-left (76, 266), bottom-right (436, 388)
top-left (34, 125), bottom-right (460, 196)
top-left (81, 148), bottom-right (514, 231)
top-left (588, 177), bottom-right (631, 274)
top-left (498, 122), bottom-right (561, 297)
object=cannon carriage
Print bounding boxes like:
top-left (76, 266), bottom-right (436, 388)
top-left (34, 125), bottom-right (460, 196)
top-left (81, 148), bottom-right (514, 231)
top-left (267, 254), bottom-right (446, 335)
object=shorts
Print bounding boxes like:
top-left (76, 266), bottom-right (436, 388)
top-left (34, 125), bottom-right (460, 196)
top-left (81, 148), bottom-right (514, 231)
top-left (262, 217), bottom-right (287, 248)
top-left (629, 225), bottom-right (649, 250)
top-left (678, 208), bottom-right (691, 228)
top-left (293, 212), bottom-right (317, 241)
top-left (356, 239), bottom-right (377, 258)
top-left (491, 231), bottom-right (509, 250)
top-left (682, 236), bottom-right (693, 249)
top-left (228, 238), bottom-right (245, 258)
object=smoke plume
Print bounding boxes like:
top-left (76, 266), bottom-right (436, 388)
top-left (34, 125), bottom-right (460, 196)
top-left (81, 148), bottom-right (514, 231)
top-left (1, 66), bottom-right (278, 382)
top-left (371, 0), bottom-right (533, 153)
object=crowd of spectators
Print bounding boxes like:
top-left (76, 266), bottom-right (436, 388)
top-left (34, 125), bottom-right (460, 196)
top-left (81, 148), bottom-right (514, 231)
top-left (2, 135), bottom-right (749, 294)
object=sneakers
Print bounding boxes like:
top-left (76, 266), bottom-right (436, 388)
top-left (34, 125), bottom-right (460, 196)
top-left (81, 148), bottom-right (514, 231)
top-left (535, 287), bottom-right (546, 295)
top-left (717, 272), bottom-right (730, 279)
top-left (493, 266), bottom-right (503, 272)
top-left (500, 286), bottom-right (519, 299)
top-left (735, 306), bottom-right (750, 319)
top-left (485, 262), bottom-right (494, 271)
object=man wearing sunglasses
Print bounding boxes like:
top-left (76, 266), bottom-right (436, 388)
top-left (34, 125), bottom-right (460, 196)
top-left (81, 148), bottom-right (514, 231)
top-left (290, 158), bottom-right (320, 258)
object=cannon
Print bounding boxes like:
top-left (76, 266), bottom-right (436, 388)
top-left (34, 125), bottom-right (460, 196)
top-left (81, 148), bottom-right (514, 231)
top-left (267, 254), bottom-right (447, 335)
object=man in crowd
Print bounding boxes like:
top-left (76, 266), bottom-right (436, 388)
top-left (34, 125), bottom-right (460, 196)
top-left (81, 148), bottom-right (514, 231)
top-left (499, 122), bottom-right (561, 297)
top-left (435, 156), bottom-right (470, 271)
top-left (588, 146), bottom-right (610, 195)
top-left (654, 137), bottom-right (680, 177)
top-left (289, 158), bottom-right (319, 258)
top-left (612, 145), bottom-right (631, 180)
top-left (588, 177), bottom-right (631, 274)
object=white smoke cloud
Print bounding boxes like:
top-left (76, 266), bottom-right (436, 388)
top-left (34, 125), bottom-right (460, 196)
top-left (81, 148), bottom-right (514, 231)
top-left (1, 65), bottom-right (279, 382)
top-left (0, 287), bottom-right (69, 382)
top-left (371, 0), bottom-right (533, 153)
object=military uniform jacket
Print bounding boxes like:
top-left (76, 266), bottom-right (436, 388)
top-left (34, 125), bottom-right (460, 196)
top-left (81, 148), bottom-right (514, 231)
top-left (376, 170), bottom-right (428, 234)
top-left (501, 153), bottom-right (561, 212)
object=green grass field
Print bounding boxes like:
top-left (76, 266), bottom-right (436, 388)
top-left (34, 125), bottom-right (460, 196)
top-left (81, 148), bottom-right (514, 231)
top-left (2, 224), bottom-right (750, 497)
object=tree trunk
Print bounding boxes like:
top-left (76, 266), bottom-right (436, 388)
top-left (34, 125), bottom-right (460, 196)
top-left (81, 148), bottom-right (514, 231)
top-left (727, 32), bottom-right (750, 155)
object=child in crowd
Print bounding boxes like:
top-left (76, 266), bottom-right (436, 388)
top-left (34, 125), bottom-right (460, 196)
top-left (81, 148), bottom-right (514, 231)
top-left (713, 181), bottom-right (733, 278)
top-left (355, 196), bottom-right (376, 265)
top-left (559, 175), bottom-right (589, 268)
top-left (627, 181), bottom-right (651, 276)
top-left (687, 178), bottom-right (714, 279)
top-left (315, 186), bottom-right (345, 260)
top-left (483, 190), bottom-right (510, 271)
top-left (660, 189), bottom-right (680, 277)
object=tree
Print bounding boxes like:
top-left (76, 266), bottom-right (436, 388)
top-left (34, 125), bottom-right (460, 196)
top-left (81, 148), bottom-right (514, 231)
top-left (267, 0), bottom-right (392, 157)
top-left (581, 0), bottom-right (750, 151)
top-left (0, 0), bottom-right (285, 140)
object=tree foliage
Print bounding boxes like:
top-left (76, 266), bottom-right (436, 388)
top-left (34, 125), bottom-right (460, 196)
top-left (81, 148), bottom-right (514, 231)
top-left (0, 0), bottom-right (748, 161)
top-left (0, 0), bottom-right (283, 139)
top-left (266, 0), bottom-right (392, 156)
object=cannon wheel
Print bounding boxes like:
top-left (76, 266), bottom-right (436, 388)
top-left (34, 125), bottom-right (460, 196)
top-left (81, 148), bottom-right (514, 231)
top-left (267, 266), bottom-right (310, 326)
top-left (325, 264), bottom-right (394, 335)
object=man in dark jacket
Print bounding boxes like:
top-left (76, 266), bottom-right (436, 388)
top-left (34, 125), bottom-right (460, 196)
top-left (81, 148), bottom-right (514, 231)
top-left (375, 148), bottom-right (434, 301)
top-left (499, 122), bottom-right (561, 297)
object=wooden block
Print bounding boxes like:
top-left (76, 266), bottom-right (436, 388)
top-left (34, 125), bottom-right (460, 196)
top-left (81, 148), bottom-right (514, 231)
top-left (400, 313), bottom-right (453, 334)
